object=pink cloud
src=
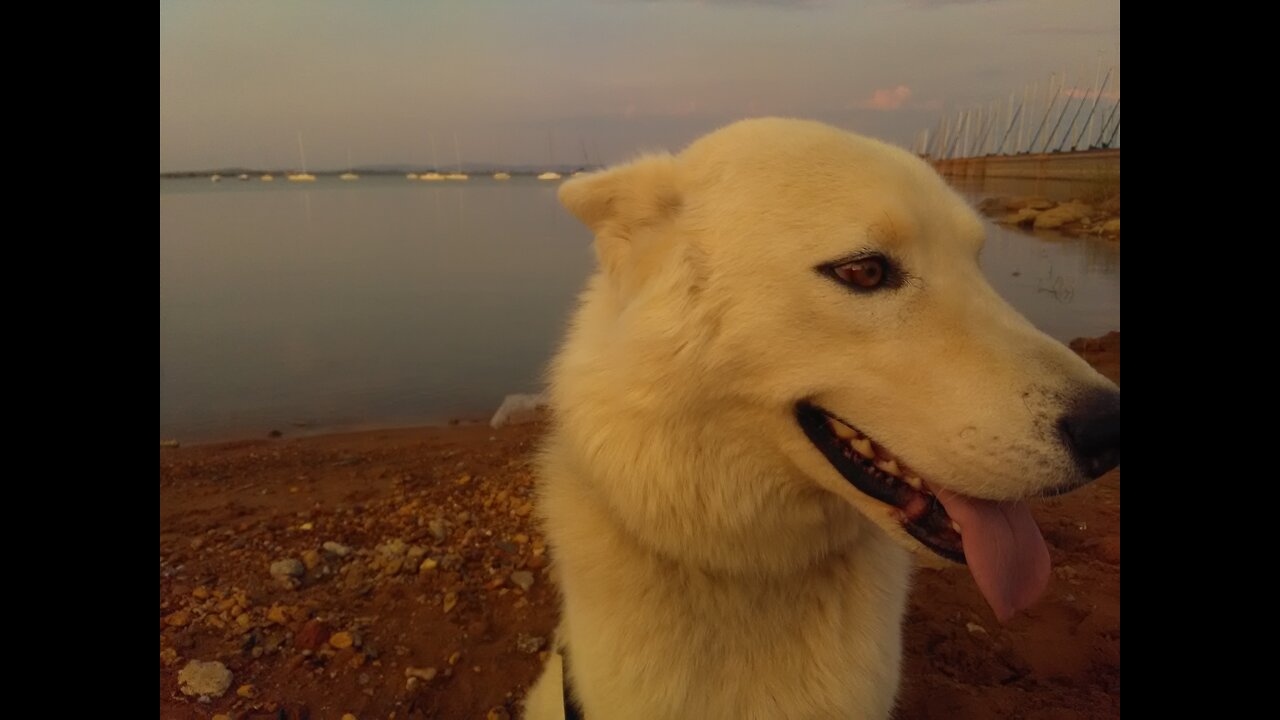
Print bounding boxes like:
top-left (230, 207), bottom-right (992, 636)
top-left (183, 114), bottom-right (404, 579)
top-left (863, 85), bottom-right (912, 111)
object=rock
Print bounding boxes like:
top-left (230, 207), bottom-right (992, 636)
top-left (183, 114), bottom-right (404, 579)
top-left (330, 631), bottom-right (355, 649)
top-left (342, 715), bottom-right (357, 720)
top-left (380, 538), bottom-right (408, 558)
top-left (1023, 197), bottom-right (1055, 211)
top-left (443, 592), bottom-right (459, 613)
top-left (406, 545), bottom-right (427, 566)
top-left (301, 549), bottom-right (322, 570)
top-left (270, 559), bottom-right (305, 589)
top-left (419, 558), bottom-right (438, 573)
top-left (976, 196), bottom-right (1013, 214)
top-left (489, 393), bottom-right (548, 429)
top-left (487, 708), bottom-right (511, 720)
top-left (429, 519), bottom-right (448, 541)
top-left (405, 666), bottom-right (438, 682)
top-left (295, 619), bottom-right (333, 653)
top-left (323, 541), bottom-right (352, 557)
top-left (177, 660), bottom-right (233, 699)
top-left (514, 503), bottom-right (534, 517)
top-left (1033, 202), bottom-right (1091, 230)
top-left (267, 604), bottom-right (290, 624)
top-left (1100, 218), bottom-right (1120, 235)
top-left (515, 634), bottom-right (546, 654)
top-left (237, 684), bottom-right (256, 698)
top-left (165, 610), bottom-right (191, 627)
top-left (509, 571), bottom-right (535, 592)
top-left (998, 207), bottom-right (1040, 227)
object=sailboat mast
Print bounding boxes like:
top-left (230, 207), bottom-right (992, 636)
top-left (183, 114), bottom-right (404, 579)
top-left (297, 132), bottom-right (308, 173)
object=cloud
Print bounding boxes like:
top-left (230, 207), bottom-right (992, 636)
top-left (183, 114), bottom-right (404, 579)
top-left (860, 85), bottom-right (913, 111)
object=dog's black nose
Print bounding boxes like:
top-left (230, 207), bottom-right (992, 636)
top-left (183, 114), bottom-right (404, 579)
top-left (1059, 389), bottom-right (1121, 478)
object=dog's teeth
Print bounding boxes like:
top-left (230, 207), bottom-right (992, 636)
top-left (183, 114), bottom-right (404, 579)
top-left (828, 420), bottom-right (859, 441)
top-left (850, 437), bottom-right (875, 459)
top-left (950, 520), bottom-right (962, 533)
top-left (904, 475), bottom-right (922, 490)
top-left (875, 458), bottom-right (901, 477)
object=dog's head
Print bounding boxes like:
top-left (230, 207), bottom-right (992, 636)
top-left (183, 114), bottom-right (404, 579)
top-left (556, 118), bottom-right (1119, 621)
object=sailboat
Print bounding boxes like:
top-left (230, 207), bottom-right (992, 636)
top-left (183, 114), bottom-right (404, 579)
top-left (419, 134), bottom-right (445, 181)
top-left (339, 149), bottom-right (359, 181)
top-left (238, 173), bottom-right (250, 181)
top-left (260, 174), bottom-right (275, 182)
top-left (445, 133), bottom-right (469, 180)
top-left (210, 173), bottom-right (222, 183)
top-left (538, 132), bottom-right (562, 180)
top-left (287, 132), bottom-right (317, 182)
top-left (493, 172), bottom-right (511, 180)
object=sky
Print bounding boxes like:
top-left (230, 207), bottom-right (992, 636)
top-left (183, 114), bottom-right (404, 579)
top-left (159, 0), bottom-right (1120, 173)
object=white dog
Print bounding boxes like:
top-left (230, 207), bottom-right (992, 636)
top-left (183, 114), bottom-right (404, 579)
top-left (523, 118), bottom-right (1120, 720)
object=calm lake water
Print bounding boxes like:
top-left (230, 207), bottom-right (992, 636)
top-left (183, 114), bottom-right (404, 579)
top-left (159, 176), bottom-right (1119, 442)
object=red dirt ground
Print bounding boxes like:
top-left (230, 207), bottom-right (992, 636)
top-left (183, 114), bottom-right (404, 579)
top-left (160, 333), bottom-right (1120, 720)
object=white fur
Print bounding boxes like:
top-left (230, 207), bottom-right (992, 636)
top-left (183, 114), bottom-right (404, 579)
top-left (524, 118), bottom-right (1117, 719)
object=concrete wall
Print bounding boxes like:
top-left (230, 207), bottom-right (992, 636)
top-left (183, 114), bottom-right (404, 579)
top-left (931, 149), bottom-right (1119, 183)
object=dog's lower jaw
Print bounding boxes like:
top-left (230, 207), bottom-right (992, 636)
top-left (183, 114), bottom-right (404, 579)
top-left (530, 464), bottom-right (913, 720)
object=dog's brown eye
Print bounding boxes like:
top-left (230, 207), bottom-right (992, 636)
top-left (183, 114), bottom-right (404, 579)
top-left (832, 257), bottom-right (887, 289)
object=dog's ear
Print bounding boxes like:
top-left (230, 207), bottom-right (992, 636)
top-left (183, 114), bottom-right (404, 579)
top-left (559, 154), bottom-right (683, 284)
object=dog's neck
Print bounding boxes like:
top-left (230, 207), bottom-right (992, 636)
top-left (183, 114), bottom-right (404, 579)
top-left (541, 400), bottom-right (873, 577)
top-left (539, 411), bottom-right (912, 719)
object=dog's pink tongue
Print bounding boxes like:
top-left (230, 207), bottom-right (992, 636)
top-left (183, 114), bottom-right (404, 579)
top-left (935, 490), bottom-right (1050, 623)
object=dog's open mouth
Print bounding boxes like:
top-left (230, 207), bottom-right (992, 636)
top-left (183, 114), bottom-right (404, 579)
top-left (796, 401), bottom-right (1056, 622)
top-left (795, 402), bottom-right (963, 562)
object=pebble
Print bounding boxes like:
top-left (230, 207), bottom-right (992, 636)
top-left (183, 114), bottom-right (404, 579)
top-left (330, 631), bottom-right (355, 649)
top-left (177, 660), bottom-right (233, 698)
top-left (270, 559), bottom-right (305, 588)
top-left (406, 545), bottom-right (427, 566)
top-left (429, 520), bottom-right (447, 541)
top-left (419, 558), bottom-right (438, 573)
top-left (509, 571), bottom-right (535, 592)
top-left (443, 592), bottom-right (458, 613)
top-left (323, 541), bottom-right (353, 557)
top-left (404, 666), bottom-right (438, 682)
